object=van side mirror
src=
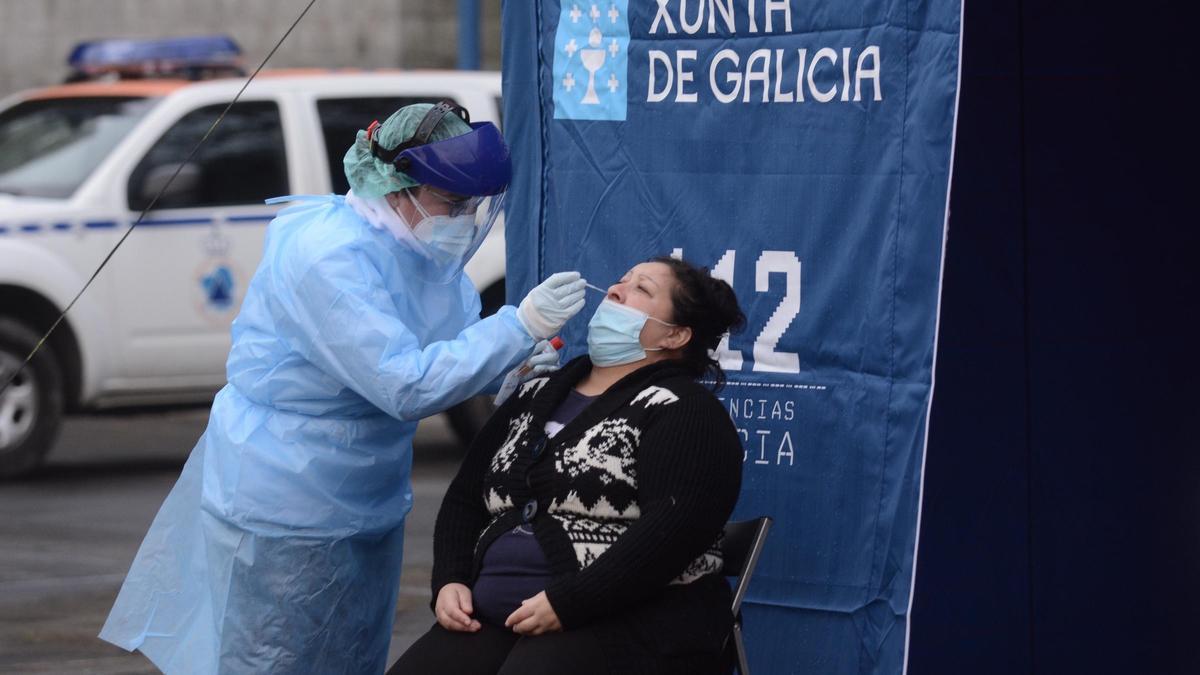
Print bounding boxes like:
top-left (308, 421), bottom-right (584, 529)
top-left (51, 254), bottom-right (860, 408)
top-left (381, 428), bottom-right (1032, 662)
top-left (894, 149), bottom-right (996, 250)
top-left (135, 162), bottom-right (202, 209)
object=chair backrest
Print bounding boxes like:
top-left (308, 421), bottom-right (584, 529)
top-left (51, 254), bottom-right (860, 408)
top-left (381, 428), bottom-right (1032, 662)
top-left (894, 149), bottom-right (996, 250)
top-left (720, 516), bottom-right (772, 614)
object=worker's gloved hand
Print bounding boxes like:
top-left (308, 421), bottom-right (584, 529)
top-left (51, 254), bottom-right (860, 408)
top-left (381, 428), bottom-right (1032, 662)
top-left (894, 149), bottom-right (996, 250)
top-left (517, 271), bottom-right (586, 340)
top-left (521, 340), bottom-right (562, 381)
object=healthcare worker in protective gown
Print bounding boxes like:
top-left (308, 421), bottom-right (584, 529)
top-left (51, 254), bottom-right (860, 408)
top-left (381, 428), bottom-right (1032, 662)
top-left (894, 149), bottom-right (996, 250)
top-left (100, 101), bottom-right (587, 674)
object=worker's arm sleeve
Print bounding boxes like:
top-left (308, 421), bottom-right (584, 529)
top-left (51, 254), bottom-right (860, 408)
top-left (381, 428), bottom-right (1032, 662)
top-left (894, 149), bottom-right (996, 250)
top-left (275, 248), bottom-right (534, 421)
top-left (480, 370), bottom-right (508, 396)
top-left (458, 283), bottom-right (515, 397)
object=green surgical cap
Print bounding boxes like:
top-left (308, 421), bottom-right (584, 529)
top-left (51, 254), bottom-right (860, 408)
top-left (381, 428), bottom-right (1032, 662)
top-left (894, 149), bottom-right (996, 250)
top-left (343, 103), bottom-right (473, 199)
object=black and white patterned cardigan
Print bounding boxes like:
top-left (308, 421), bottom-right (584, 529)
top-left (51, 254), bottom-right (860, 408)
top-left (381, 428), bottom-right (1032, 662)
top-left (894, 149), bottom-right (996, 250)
top-left (431, 356), bottom-right (744, 630)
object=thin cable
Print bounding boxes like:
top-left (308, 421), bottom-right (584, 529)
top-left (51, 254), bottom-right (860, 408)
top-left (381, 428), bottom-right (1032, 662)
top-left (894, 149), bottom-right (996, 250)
top-left (0, 0), bottom-right (320, 398)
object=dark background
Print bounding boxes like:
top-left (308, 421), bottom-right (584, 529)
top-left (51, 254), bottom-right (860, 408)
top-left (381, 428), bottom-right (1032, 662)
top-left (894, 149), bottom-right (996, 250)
top-left (910, 1), bottom-right (1198, 673)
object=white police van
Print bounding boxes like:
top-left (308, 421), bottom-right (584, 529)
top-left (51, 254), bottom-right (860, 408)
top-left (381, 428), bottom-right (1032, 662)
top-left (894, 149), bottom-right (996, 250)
top-left (0, 37), bottom-right (506, 477)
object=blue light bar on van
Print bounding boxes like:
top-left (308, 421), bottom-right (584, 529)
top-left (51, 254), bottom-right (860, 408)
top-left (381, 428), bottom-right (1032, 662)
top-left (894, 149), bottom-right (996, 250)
top-left (67, 35), bottom-right (244, 80)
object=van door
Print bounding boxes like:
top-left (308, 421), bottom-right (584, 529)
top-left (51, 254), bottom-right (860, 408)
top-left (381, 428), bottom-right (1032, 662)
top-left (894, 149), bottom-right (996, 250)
top-left (112, 100), bottom-right (289, 386)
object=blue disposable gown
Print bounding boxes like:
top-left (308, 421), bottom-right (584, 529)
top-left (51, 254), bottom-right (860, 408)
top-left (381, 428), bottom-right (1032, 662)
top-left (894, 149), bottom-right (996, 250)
top-left (100, 196), bottom-right (534, 674)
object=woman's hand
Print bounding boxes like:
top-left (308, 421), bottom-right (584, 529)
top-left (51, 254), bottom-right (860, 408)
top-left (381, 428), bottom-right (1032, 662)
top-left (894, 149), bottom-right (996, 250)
top-left (504, 591), bottom-right (562, 635)
top-left (435, 583), bottom-right (481, 632)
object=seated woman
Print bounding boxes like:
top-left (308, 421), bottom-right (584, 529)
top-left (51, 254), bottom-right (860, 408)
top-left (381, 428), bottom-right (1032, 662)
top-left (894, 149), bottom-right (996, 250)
top-left (389, 257), bottom-right (747, 675)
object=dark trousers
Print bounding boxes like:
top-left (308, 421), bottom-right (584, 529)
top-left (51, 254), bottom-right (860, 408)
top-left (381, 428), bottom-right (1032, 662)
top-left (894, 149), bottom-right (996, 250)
top-left (386, 622), bottom-right (609, 675)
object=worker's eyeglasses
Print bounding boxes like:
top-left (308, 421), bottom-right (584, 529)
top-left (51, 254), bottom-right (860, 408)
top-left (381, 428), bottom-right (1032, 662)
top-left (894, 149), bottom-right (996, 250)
top-left (421, 187), bottom-right (484, 217)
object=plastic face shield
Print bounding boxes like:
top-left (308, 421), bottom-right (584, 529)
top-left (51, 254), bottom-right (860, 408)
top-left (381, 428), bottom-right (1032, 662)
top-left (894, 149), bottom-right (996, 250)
top-left (367, 101), bottom-right (512, 197)
top-left (402, 186), bottom-right (506, 283)
top-left (421, 187), bottom-right (486, 218)
top-left (367, 101), bottom-right (511, 281)
top-left (397, 122), bottom-right (511, 197)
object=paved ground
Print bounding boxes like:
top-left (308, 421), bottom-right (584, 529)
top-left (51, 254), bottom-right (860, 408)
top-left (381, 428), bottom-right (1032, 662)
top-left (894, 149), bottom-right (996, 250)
top-left (0, 406), bottom-right (462, 674)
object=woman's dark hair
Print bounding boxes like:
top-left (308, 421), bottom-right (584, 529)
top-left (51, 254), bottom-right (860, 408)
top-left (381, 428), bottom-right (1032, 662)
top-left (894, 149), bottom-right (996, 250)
top-left (649, 256), bottom-right (747, 389)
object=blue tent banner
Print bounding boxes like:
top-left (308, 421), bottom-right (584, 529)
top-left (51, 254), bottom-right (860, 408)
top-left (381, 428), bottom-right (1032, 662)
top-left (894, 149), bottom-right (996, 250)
top-left (502, 2), bottom-right (962, 672)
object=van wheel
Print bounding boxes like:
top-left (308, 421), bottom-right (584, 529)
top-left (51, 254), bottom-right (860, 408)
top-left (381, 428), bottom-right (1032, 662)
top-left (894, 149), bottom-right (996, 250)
top-left (445, 280), bottom-right (505, 447)
top-left (0, 319), bottom-right (63, 479)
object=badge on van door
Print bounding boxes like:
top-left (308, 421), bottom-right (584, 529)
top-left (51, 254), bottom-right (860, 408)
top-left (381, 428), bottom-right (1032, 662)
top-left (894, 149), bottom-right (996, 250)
top-left (195, 230), bottom-right (244, 324)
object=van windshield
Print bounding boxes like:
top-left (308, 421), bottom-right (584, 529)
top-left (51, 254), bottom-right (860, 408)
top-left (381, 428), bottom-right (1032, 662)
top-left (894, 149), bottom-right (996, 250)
top-left (0, 97), bottom-right (157, 199)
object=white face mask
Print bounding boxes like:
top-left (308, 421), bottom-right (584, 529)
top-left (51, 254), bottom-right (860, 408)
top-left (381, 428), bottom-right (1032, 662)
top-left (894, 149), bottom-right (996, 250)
top-left (404, 189), bottom-right (480, 265)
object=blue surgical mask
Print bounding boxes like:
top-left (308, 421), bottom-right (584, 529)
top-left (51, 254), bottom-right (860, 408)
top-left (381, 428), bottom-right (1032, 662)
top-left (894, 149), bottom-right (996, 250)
top-left (586, 299), bottom-right (676, 367)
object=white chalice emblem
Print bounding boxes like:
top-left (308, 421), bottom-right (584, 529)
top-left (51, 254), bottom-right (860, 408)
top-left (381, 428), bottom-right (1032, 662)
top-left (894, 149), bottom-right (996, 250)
top-left (579, 26), bottom-right (606, 104)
